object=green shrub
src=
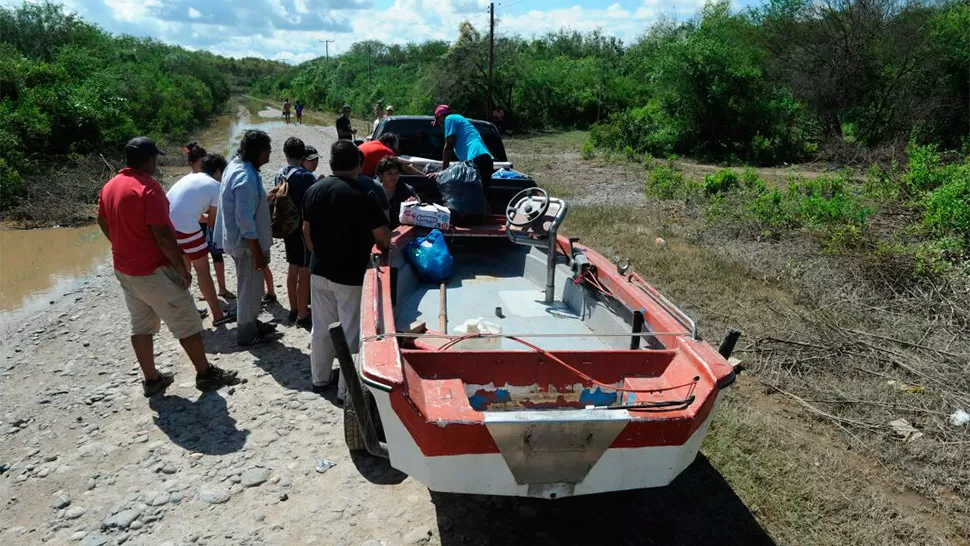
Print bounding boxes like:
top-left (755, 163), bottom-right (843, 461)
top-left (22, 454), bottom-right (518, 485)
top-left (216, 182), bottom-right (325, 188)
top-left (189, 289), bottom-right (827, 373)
top-left (791, 174), bottom-right (870, 227)
top-left (703, 169), bottom-right (740, 195)
top-left (903, 142), bottom-right (948, 193)
top-left (923, 162), bottom-right (970, 243)
top-left (581, 140), bottom-right (595, 160)
top-left (645, 164), bottom-right (697, 200)
top-left (748, 187), bottom-right (795, 231)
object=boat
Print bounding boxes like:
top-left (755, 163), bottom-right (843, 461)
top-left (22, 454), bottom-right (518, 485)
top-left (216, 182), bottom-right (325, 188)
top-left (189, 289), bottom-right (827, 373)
top-left (330, 188), bottom-right (742, 499)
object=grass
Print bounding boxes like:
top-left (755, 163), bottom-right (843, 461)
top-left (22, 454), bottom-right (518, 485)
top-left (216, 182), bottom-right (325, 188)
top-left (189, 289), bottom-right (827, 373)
top-left (505, 131), bottom-right (970, 545)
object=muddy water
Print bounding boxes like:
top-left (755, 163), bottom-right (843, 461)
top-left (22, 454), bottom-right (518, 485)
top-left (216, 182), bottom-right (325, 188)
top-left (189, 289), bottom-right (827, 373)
top-left (0, 225), bottom-right (110, 313)
top-left (0, 98), bottom-right (327, 320)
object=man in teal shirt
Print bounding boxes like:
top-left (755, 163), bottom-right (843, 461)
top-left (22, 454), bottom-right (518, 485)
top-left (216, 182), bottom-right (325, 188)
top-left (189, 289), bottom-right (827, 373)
top-left (432, 105), bottom-right (494, 191)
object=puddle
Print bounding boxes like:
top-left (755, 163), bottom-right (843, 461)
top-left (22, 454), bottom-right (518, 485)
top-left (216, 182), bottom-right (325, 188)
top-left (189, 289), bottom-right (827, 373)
top-left (0, 225), bottom-right (110, 316)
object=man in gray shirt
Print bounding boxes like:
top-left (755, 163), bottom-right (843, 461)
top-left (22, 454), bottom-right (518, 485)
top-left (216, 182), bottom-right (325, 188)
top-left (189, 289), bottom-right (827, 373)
top-left (215, 130), bottom-right (277, 346)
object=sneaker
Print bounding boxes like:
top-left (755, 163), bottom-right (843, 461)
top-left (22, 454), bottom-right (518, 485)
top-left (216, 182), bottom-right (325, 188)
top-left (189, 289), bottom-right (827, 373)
top-left (311, 383), bottom-right (330, 394)
top-left (196, 365), bottom-right (241, 392)
top-left (143, 372), bottom-right (175, 398)
top-left (287, 310), bottom-right (298, 323)
top-left (296, 316), bottom-right (312, 329)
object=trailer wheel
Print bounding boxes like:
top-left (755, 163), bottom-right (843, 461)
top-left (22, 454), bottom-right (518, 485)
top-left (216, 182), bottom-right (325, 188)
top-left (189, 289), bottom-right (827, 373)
top-left (344, 403), bottom-right (367, 452)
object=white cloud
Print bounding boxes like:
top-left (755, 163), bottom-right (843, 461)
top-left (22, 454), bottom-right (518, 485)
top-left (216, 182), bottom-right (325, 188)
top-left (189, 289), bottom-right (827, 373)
top-left (0, 0), bottom-right (709, 63)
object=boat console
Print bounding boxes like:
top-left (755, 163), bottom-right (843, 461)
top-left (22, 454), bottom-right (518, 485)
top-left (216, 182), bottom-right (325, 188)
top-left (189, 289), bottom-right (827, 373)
top-left (505, 187), bottom-right (568, 303)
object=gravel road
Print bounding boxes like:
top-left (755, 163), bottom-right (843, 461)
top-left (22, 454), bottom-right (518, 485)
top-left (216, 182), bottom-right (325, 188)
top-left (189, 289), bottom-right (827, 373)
top-left (0, 118), bottom-right (762, 546)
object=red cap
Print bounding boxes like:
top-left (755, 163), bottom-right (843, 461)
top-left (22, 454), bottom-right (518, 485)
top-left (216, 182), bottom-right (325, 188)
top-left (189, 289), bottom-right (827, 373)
top-left (432, 104), bottom-right (451, 126)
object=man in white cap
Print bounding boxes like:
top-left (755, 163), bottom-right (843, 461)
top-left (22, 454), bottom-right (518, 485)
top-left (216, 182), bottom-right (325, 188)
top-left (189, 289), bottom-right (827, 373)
top-left (373, 104), bottom-right (394, 135)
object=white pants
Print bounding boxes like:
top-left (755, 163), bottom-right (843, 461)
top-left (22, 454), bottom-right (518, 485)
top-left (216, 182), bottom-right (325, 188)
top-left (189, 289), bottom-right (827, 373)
top-left (310, 274), bottom-right (363, 400)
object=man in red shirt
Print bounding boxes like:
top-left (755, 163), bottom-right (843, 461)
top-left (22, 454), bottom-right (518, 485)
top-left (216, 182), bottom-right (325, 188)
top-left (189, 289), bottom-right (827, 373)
top-left (98, 137), bottom-right (241, 397)
top-left (358, 133), bottom-right (426, 178)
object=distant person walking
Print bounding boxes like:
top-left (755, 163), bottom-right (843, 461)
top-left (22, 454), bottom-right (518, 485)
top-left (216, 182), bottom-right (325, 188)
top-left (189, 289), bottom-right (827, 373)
top-left (303, 140), bottom-right (391, 401)
top-left (97, 137), bottom-right (241, 397)
top-left (282, 98), bottom-right (291, 124)
top-left (274, 137), bottom-right (316, 328)
top-left (215, 130), bottom-right (278, 346)
top-left (432, 105), bottom-right (494, 188)
top-left (295, 100), bottom-right (304, 125)
top-left (185, 143), bottom-right (234, 300)
top-left (167, 153), bottom-right (235, 327)
top-left (336, 104), bottom-right (356, 140)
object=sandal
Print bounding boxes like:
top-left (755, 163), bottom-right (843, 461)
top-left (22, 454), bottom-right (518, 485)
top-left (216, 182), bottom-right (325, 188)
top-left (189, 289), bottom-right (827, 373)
top-left (261, 293), bottom-right (278, 304)
top-left (219, 290), bottom-right (236, 300)
top-left (213, 312), bottom-right (237, 327)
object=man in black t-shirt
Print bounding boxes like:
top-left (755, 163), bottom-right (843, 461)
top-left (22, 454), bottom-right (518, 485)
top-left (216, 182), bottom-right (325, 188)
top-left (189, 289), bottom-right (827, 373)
top-left (303, 140), bottom-right (391, 401)
top-left (336, 104), bottom-right (355, 140)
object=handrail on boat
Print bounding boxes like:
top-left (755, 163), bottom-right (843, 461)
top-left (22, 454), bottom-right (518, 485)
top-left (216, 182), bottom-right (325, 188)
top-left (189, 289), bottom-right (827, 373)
top-left (361, 331), bottom-right (693, 342)
top-left (627, 274), bottom-right (698, 340)
top-left (370, 253), bottom-right (385, 335)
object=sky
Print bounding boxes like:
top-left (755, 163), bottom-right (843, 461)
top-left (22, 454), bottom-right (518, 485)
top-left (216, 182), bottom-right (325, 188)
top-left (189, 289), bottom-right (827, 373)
top-left (0, 0), bottom-right (755, 64)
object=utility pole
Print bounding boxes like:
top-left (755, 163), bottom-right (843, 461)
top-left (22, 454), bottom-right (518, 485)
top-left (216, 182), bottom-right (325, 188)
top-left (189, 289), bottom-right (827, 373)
top-left (318, 39), bottom-right (335, 63)
top-left (487, 2), bottom-right (495, 119)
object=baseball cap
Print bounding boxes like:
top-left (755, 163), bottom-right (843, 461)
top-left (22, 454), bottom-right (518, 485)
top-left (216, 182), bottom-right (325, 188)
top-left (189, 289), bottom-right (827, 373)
top-left (125, 136), bottom-right (165, 156)
top-left (342, 104), bottom-right (351, 110)
top-left (432, 104), bottom-right (451, 126)
top-left (385, 105), bottom-right (394, 112)
top-left (303, 145), bottom-right (320, 161)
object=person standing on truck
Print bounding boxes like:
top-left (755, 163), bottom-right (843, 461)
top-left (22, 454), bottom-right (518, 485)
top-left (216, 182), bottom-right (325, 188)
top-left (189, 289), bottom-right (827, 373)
top-left (336, 104), bottom-right (356, 140)
top-left (302, 140), bottom-right (391, 402)
top-left (97, 136), bottom-right (241, 397)
top-left (432, 104), bottom-right (494, 190)
top-left (358, 133), bottom-right (426, 178)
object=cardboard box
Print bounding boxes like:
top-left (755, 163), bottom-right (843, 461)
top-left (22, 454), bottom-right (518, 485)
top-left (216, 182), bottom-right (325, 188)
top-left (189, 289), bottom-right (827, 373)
top-left (399, 202), bottom-right (451, 230)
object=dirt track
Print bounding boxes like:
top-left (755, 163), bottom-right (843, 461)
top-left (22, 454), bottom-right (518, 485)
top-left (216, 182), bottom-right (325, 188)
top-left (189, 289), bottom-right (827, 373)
top-left (0, 120), bottom-right (781, 546)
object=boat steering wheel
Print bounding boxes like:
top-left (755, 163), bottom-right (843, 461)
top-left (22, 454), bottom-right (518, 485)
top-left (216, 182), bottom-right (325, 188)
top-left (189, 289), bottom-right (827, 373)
top-left (506, 187), bottom-right (550, 227)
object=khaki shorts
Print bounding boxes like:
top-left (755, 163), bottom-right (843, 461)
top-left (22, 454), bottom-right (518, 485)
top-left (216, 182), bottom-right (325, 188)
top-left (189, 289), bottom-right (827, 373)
top-left (115, 265), bottom-right (203, 339)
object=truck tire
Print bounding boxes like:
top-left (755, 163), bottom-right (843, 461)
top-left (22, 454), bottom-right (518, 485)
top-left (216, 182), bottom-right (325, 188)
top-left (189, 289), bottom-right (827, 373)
top-left (344, 403), bottom-right (367, 452)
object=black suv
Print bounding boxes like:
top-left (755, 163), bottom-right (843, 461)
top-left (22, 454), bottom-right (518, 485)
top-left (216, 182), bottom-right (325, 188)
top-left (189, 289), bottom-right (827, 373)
top-left (371, 116), bottom-right (533, 212)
